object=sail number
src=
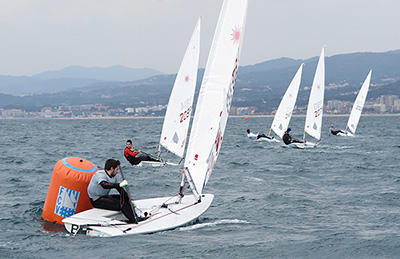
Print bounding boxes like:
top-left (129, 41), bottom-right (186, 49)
top-left (314, 108), bottom-right (322, 118)
top-left (180, 107), bottom-right (191, 123)
top-left (226, 59), bottom-right (238, 111)
top-left (313, 101), bottom-right (323, 118)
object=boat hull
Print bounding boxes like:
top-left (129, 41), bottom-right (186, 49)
top-left (62, 194), bottom-right (214, 237)
top-left (257, 137), bottom-right (280, 143)
top-left (137, 161), bottom-right (178, 167)
top-left (337, 131), bottom-right (354, 137)
top-left (291, 141), bottom-right (318, 149)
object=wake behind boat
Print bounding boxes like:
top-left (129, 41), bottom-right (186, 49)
top-left (61, 0), bottom-right (249, 237)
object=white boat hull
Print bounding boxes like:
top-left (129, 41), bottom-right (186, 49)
top-left (291, 141), bottom-right (318, 149)
top-left (257, 137), bottom-right (280, 143)
top-left (137, 161), bottom-right (179, 167)
top-left (337, 131), bottom-right (354, 137)
top-left (62, 194), bottom-right (214, 237)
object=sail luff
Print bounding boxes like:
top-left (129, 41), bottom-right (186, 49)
top-left (159, 18), bottom-right (201, 158)
top-left (346, 70), bottom-right (372, 135)
top-left (270, 63), bottom-right (303, 139)
top-left (184, 0), bottom-right (248, 197)
top-left (304, 47), bottom-right (325, 141)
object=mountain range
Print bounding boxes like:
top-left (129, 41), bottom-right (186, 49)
top-left (1, 50), bottom-right (400, 111)
top-left (0, 65), bottom-right (163, 95)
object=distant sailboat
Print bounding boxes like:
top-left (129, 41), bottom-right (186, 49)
top-left (62, 0), bottom-right (248, 237)
top-left (265, 63), bottom-right (304, 142)
top-left (139, 18), bottom-right (201, 167)
top-left (293, 47), bottom-right (325, 149)
top-left (331, 70), bottom-right (372, 137)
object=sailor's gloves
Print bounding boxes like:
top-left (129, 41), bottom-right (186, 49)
top-left (119, 180), bottom-right (128, 187)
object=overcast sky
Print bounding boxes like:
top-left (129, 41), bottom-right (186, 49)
top-left (0, 0), bottom-right (399, 76)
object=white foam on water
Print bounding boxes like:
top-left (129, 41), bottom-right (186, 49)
top-left (178, 219), bottom-right (250, 231)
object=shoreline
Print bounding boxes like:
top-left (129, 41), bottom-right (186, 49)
top-left (2, 113), bottom-right (400, 120)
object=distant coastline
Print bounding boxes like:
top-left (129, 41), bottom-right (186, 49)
top-left (233, 113), bottom-right (400, 118)
top-left (15, 113), bottom-right (400, 119)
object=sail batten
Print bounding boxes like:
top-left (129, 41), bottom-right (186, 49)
top-left (159, 18), bottom-right (201, 159)
top-left (184, 0), bottom-right (248, 197)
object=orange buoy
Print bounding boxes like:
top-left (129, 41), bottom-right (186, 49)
top-left (245, 117), bottom-right (248, 120)
top-left (42, 157), bottom-right (98, 225)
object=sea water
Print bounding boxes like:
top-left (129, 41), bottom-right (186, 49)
top-left (0, 116), bottom-right (399, 258)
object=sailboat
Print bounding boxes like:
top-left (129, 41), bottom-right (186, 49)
top-left (331, 70), bottom-right (372, 137)
top-left (264, 63), bottom-right (304, 142)
top-left (62, 0), bottom-right (248, 237)
top-left (138, 18), bottom-right (201, 167)
top-left (292, 47), bottom-right (325, 149)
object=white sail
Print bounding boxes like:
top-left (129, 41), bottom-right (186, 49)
top-left (184, 0), bottom-right (248, 197)
top-left (159, 18), bottom-right (201, 158)
top-left (270, 64), bottom-right (304, 139)
top-left (346, 70), bottom-right (372, 135)
top-left (304, 47), bottom-right (325, 141)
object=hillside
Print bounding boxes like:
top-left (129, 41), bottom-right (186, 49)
top-left (0, 66), bottom-right (164, 95)
top-left (1, 50), bottom-right (400, 112)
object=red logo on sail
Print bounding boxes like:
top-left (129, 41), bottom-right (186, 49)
top-left (231, 26), bottom-right (241, 45)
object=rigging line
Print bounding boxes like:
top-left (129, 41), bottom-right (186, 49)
top-left (147, 192), bottom-right (182, 215)
top-left (68, 218), bottom-right (130, 234)
top-left (119, 166), bottom-right (139, 223)
top-left (178, 156), bottom-right (184, 165)
top-left (122, 201), bottom-right (199, 233)
top-left (140, 150), bottom-right (158, 160)
top-left (145, 180), bottom-right (192, 215)
top-left (157, 144), bottom-right (162, 160)
top-left (66, 213), bottom-right (133, 225)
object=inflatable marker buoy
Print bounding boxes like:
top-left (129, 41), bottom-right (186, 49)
top-left (42, 157), bottom-right (98, 225)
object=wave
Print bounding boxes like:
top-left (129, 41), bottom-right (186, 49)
top-left (178, 219), bottom-right (250, 231)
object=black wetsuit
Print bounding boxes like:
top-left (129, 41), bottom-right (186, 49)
top-left (90, 181), bottom-right (137, 223)
top-left (282, 132), bottom-right (304, 145)
top-left (124, 147), bottom-right (159, 166)
top-left (282, 132), bottom-right (292, 145)
top-left (330, 128), bottom-right (345, 135)
top-left (257, 133), bottom-right (273, 140)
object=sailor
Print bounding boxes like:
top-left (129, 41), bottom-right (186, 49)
top-left (124, 139), bottom-right (161, 165)
top-left (282, 128), bottom-right (304, 145)
top-left (330, 124), bottom-right (345, 135)
top-left (87, 159), bottom-right (138, 223)
top-left (246, 129), bottom-right (273, 140)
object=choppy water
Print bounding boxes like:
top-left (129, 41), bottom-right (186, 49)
top-left (0, 116), bottom-right (399, 258)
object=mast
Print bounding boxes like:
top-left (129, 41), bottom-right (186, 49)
top-left (183, 0), bottom-right (248, 199)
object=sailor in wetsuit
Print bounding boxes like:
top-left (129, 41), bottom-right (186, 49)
top-left (282, 128), bottom-right (304, 145)
top-left (124, 139), bottom-right (160, 166)
top-left (246, 129), bottom-right (273, 140)
top-left (87, 159), bottom-right (139, 223)
top-left (330, 125), bottom-right (346, 135)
